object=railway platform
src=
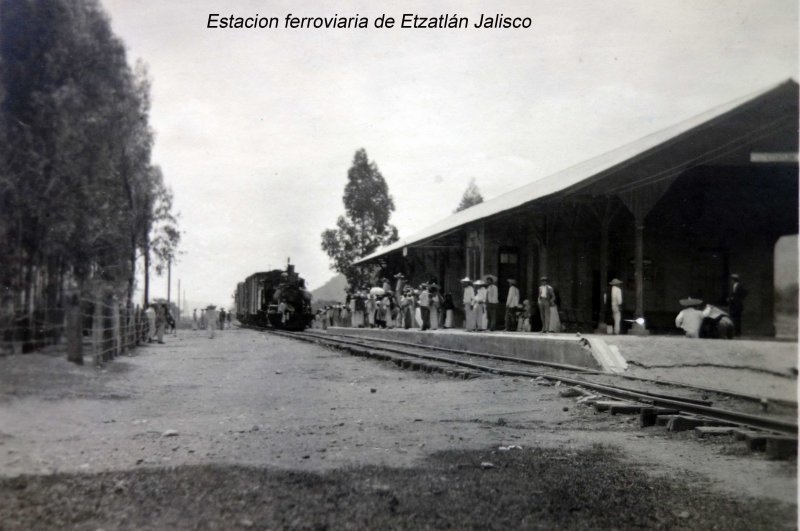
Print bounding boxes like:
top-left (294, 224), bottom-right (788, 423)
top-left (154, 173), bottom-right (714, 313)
top-left (326, 327), bottom-right (798, 403)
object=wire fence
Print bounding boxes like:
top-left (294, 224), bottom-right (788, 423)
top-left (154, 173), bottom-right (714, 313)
top-left (0, 293), bottom-right (156, 365)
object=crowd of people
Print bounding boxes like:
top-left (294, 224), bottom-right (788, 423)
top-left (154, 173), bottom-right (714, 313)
top-left (674, 273), bottom-right (746, 340)
top-left (191, 305), bottom-right (232, 338)
top-left (313, 273), bottom-right (565, 333)
top-left (143, 301), bottom-right (175, 344)
top-left (314, 271), bottom-right (747, 340)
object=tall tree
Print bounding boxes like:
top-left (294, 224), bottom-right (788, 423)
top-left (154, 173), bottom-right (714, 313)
top-left (455, 178), bottom-right (484, 212)
top-left (321, 149), bottom-right (398, 288)
top-left (0, 0), bottom-right (180, 355)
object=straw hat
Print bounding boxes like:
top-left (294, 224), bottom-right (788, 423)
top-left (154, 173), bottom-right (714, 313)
top-left (460, 277), bottom-right (472, 284)
top-left (679, 297), bottom-right (703, 307)
top-left (484, 274), bottom-right (497, 283)
top-left (507, 279), bottom-right (517, 284)
top-left (609, 278), bottom-right (623, 286)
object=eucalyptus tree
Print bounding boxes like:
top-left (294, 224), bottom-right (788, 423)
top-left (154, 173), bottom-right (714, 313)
top-left (321, 149), bottom-right (398, 288)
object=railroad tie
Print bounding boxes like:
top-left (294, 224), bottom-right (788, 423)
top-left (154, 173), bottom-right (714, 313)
top-left (694, 426), bottom-right (738, 438)
top-left (666, 415), bottom-right (736, 432)
top-left (593, 401), bottom-right (643, 414)
top-left (639, 407), bottom-right (679, 427)
top-left (765, 436), bottom-right (798, 460)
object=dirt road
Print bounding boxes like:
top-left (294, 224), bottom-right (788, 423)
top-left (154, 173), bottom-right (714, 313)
top-left (0, 328), bottom-right (795, 529)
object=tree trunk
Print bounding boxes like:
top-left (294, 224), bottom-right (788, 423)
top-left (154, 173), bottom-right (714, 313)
top-left (143, 241), bottom-right (150, 307)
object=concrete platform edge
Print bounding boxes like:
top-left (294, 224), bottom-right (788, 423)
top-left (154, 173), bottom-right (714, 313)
top-left (326, 327), bottom-right (607, 371)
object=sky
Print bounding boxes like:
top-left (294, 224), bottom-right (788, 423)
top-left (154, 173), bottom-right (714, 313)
top-left (99, 0), bottom-right (798, 308)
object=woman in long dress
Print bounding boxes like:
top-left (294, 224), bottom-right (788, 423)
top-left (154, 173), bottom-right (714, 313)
top-left (443, 293), bottom-right (454, 328)
top-left (429, 286), bottom-right (440, 330)
top-left (547, 288), bottom-right (562, 333)
top-left (366, 295), bottom-right (376, 328)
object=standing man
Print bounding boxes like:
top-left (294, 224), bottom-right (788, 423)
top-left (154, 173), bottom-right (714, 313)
top-left (155, 303), bottom-right (166, 344)
top-left (145, 304), bottom-right (157, 343)
top-left (728, 274), bottom-right (746, 336)
top-left (219, 308), bottom-right (226, 330)
top-left (609, 278), bottom-right (623, 335)
top-left (485, 275), bottom-right (499, 331)
top-left (418, 283), bottom-right (431, 331)
top-left (472, 279), bottom-right (487, 331)
top-left (505, 279), bottom-right (520, 332)
top-left (460, 277), bottom-right (474, 330)
top-left (206, 305), bottom-right (217, 339)
top-left (394, 273), bottom-right (406, 307)
top-left (537, 277), bottom-right (555, 333)
top-left (192, 309), bottom-right (198, 331)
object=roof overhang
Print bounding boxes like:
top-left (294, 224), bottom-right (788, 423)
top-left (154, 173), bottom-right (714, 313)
top-left (355, 79), bottom-right (798, 265)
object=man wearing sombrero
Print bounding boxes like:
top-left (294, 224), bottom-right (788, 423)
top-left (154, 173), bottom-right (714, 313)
top-left (460, 277), bottom-right (475, 330)
top-left (609, 278), bottom-right (623, 334)
top-left (537, 277), bottom-right (555, 333)
top-left (505, 279), bottom-right (520, 331)
top-left (485, 275), bottom-right (499, 331)
top-left (675, 297), bottom-right (704, 338)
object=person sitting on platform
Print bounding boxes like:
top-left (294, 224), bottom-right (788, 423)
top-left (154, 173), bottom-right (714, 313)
top-left (700, 303), bottom-right (735, 339)
top-left (675, 297), bottom-right (704, 338)
top-left (519, 299), bottom-right (532, 332)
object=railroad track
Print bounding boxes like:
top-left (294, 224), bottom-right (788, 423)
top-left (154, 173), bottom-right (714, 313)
top-left (267, 328), bottom-right (797, 451)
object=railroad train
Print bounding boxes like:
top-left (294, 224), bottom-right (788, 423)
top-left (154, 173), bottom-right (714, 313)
top-left (234, 264), bottom-right (314, 330)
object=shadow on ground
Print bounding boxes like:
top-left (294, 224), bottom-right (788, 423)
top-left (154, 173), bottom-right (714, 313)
top-left (0, 445), bottom-right (792, 530)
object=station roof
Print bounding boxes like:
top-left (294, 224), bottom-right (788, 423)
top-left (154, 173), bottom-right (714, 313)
top-left (355, 79), bottom-right (798, 265)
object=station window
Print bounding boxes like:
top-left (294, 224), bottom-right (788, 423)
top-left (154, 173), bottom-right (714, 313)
top-left (500, 253), bottom-right (518, 264)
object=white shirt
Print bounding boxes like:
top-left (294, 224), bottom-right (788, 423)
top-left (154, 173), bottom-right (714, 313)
top-left (473, 287), bottom-right (487, 305)
top-left (487, 284), bottom-right (499, 304)
top-left (675, 308), bottom-right (703, 338)
top-left (418, 290), bottom-right (430, 308)
top-left (506, 286), bottom-right (520, 307)
top-left (462, 286), bottom-right (475, 305)
top-left (611, 286), bottom-right (623, 308)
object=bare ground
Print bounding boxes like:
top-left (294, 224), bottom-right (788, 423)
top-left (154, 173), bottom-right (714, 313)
top-left (0, 328), bottom-right (795, 529)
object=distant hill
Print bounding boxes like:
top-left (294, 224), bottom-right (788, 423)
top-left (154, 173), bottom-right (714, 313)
top-left (311, 273), bottom-right (348, 303)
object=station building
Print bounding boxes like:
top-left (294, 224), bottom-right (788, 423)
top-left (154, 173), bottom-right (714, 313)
top-left (355, 80), bottom-right (798, 336)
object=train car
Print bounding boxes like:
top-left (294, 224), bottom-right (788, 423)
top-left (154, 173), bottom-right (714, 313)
top-left (236, 265), bottom-right (314, 330)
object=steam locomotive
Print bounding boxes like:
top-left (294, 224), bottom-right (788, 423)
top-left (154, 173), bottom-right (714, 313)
top-left (234, 264), bottom-right (314, 330)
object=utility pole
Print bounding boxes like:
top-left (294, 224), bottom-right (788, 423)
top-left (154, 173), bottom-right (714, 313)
top-left (167, 257), bottom-right (172, 305)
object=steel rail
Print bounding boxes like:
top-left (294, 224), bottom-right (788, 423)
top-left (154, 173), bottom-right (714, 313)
top-left (303, 329), bottom-right (797, 409)
top-left (274, 329), bottom-right (798, 436)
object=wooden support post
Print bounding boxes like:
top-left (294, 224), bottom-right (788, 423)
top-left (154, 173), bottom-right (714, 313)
top-left (594, 208), bottom-right (611, 333)
top-left (630, 219), bottom-right (649, 335)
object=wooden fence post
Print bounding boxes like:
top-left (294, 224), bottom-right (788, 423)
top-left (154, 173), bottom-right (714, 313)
top-left (66, 294), bottom-right (83, 364)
